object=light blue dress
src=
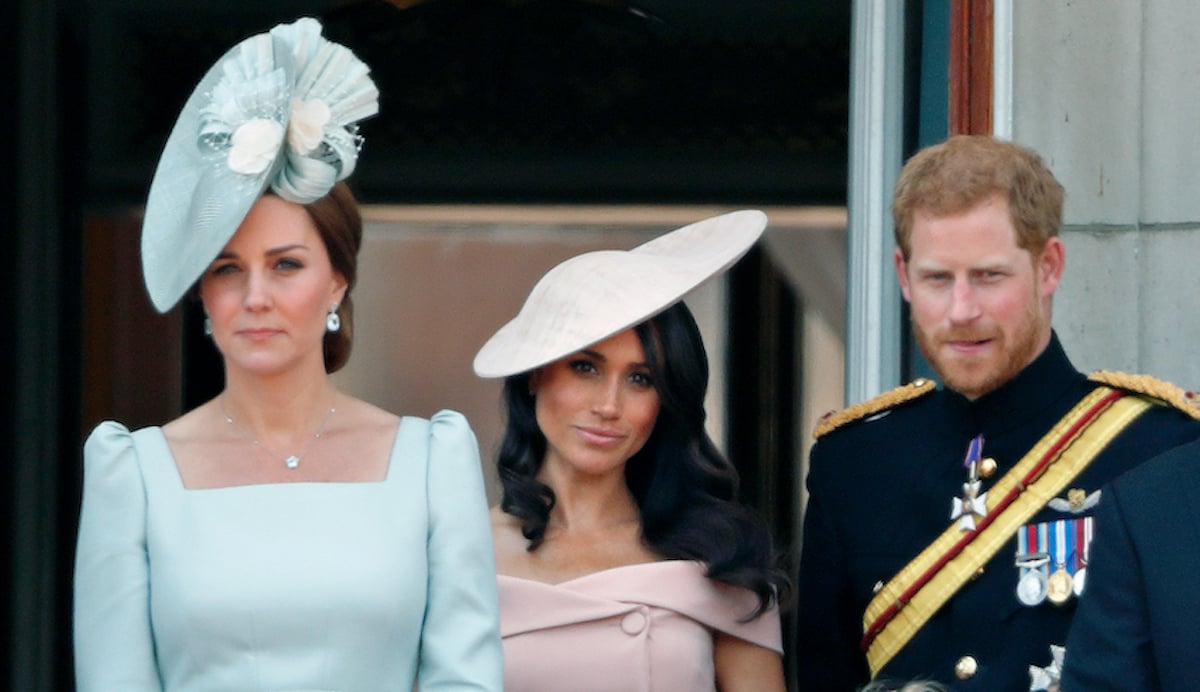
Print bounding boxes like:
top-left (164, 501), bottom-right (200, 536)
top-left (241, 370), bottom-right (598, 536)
top-left (73, 410), bottom-right (502, 692)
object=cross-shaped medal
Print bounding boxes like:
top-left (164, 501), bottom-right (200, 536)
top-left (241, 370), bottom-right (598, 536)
top-left (950, 434), bottom-right (988, 531)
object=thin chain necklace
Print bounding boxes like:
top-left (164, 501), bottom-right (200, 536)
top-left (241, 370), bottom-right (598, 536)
top-left (219, 395), bottom-right (337, 470)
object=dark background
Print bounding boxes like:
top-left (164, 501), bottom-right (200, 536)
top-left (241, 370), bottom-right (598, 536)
top-left (83, 0), bottom-right (850, 206)
top-left (5, 0), bottom-right (851, 688)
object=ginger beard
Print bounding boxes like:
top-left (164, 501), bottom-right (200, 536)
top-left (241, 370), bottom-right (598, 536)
top-left (911, 272), bottom-right (1048, 401)
top-left (899, 195), bottom-right (1061, 401)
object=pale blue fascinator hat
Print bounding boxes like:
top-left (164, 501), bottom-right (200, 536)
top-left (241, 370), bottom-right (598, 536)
top-left (473, 210), bottom-right (767, 378)
top-left (140, 17), bottom-right (379, 313)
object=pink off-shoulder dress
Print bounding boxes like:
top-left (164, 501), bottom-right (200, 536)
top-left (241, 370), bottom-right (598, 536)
top-left (498, 560), bottom-right (782, 692)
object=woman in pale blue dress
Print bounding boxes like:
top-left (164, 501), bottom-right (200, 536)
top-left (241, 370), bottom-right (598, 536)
top-left (72, 18), bottom-right (501, 691)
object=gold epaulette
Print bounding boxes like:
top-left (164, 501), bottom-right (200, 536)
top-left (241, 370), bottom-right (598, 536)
top-left (1088, 370), bottom-right (1200, 421)
top-left (813, 378), bottom-right (938, 439)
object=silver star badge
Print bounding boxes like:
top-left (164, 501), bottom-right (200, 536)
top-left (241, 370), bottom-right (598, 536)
top-left (1028, 643), bottom-right (1064, 691)
top-left (951, 480), bottom-right (989, 531)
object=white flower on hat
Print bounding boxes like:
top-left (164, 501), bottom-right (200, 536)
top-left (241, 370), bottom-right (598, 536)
top-left (287, 97), bottom-right (331, 155)
top-left (227, 118), bottom-right (285, 175)
top-left (142, 17), bottom-right (380, 314)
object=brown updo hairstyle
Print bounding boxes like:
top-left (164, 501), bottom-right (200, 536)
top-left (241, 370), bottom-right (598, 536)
top-left (303, 181), bottom-right (362, 373)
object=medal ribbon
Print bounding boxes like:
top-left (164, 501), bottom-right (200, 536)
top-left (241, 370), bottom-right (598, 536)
top-left (964, 434), bottom-right (983, 477)
top-left (862, 387), bottom-right (1153, 676)
top-left (1015, 523), bottom-right (1049, 605)
top-left (1084, 516), bottom-right (1093, 565)
top-left (1076, 515), bottom-right (1093, 571)
top-left (1053, 520), bottom-right (1069, 570)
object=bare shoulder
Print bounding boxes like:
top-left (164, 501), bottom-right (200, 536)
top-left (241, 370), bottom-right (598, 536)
top-left (715, 632), bottom-right (785, 692)
top-left (490, 507), bottom-right (531, 575)
top-left (161, 400), bottom-right (220, 444)
top-left (490, 507), bottom-right (527, 548)
top-left (335, 396), bottom-right (402, 433)
top-left (490, 505), bottom-right (518, 526)
top-left (325, 397), bottom-right (402, 473)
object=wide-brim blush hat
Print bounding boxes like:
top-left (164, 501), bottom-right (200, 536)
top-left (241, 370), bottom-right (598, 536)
top-left (140, 17), bottom-right (378, 313)
top-left (473, 209), bottom-right (767, 378)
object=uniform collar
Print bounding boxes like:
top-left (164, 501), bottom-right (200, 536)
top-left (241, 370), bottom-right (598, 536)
top-left (945, 331), bottom-right (1082, 436)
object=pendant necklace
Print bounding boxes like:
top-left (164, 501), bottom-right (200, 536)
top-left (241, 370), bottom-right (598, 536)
top-left (220, 395), bottom-right (337, 469)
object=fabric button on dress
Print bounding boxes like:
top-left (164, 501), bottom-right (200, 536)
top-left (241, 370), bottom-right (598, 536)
top-left (620, 609), bottom-right (648, 635)
top-left (498, 561), bottom-right (783, 692)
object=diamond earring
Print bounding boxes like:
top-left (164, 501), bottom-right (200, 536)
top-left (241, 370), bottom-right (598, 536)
top-left (326, 305), bottom-right (341, 333)
top-left (204, 317), bottom-right (213, 335)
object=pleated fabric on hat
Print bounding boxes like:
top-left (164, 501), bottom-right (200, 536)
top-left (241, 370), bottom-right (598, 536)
top-left (140, 17), bottom-right (378, 313)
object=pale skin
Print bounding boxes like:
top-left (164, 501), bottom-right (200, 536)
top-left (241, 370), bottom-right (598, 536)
top-left (491, 328), bottom-right (785, 692)
top-left (164, 194), bottom-right (398, 489)
top-left (895, 193), bottom-right (1065, 400)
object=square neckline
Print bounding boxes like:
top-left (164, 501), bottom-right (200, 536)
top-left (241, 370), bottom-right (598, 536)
top-left (152, 417), bottom-right (406, 492)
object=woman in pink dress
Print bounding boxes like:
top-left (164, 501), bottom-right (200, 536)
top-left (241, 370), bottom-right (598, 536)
top-left (473, 210), bottom-right (788, 691)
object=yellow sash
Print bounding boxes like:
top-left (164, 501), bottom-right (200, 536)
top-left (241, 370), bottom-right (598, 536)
top-left (862, 386), bottom-right (1153, 676)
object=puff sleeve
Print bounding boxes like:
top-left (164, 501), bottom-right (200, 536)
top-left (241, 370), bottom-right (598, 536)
top-left (73, 422), bottom-right (162, 691)
top-left (418, 410), bottom-right (504, 690)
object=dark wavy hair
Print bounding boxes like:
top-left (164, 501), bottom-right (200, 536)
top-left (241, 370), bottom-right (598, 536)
top-left (497, 301), bottom-right (788, 616)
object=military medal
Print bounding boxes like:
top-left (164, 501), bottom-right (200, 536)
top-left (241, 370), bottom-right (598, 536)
top-left (1046, 567), bottom-right (1073, 605)
top-left (1073, 516), bottom-right (1093, 597)
top-left (1045, 520), bottom-right (1074, 605)
top-left (1017, 518), bottom-right (1094, 606)
top-left (1016, 564), bottom-right (1049, 606)
top-left (1028, 644), bottom-right (1065, 691)
top-left (951, 481), bottom-right (988, 531)
top-left (950, 434), bottom-right (989, 531)
top-left (1015, 523), bottom-right (1050, 605)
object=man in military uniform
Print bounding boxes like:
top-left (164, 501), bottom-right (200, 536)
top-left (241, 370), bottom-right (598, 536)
top-left (794, 135), bottom-right (1200, 690)
top-left (1061, 435), bottom-right (1200, 689)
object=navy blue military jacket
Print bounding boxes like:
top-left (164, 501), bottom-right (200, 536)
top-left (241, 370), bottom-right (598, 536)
top-left (795, 334), bottom-right (1200, 691)
top-left (1062, 436), bottom-right (1200, 690)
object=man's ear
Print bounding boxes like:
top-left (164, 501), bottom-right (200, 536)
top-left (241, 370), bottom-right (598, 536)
top-left (894, 247), bottom-right (913, 302)
top-left (1037, 237), bottom-right (1065, 298)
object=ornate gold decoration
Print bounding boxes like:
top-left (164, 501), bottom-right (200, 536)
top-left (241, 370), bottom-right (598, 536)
top-left (1088, 370), bottom-right (1200, 420)
top-left (813, 378), bottom-right (937, 439)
